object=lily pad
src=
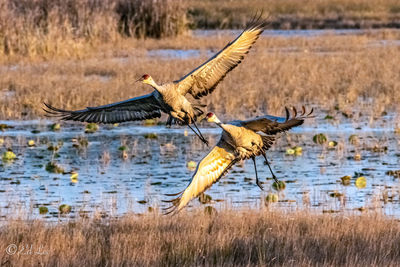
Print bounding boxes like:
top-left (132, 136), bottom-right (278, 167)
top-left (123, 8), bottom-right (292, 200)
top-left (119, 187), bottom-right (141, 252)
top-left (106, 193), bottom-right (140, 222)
top-left (59, 204), bottom-right (71, 214)
top-left (187, 160), bottom-right (197, 170)
top-left (85, 123), bottom-right (99, 133)
top-left (340, 175), bottom-right (351, 186)
top-left (265, 193), bottom-right (279, 203)
top-left (45, 162), bottom-right (64, 174)
top-left (2, 150), bottom-right (16, 162)
top-left (39, 206), bottom-right (48, 215)
top-left (313, 133), bottom-right (327, 145)
top-left (272, 181), bottom-right (286, 191)
top-left (355, 177), bottom-right (367, 189)
top-left (50, 123), bottom-right (61, 131)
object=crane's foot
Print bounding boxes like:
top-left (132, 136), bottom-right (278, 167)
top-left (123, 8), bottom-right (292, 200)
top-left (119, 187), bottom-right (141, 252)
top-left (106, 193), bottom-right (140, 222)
top-left (187, 122), bottom-right (209, 146)
top-left (252, 157), bottom-right (264, 191)
top-left (256, 177), bottom-right (264, 191)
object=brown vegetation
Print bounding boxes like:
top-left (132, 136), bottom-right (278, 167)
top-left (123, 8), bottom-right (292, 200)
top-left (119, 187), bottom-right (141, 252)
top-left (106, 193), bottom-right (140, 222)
top-left (0, 0), bottom-right (187, 59)
top-left (0, 30), bottom-right (399, 121)
top-left (1, 210), bottom-right (400, 266)
top-left (187, 0), bottom-right (400, 29)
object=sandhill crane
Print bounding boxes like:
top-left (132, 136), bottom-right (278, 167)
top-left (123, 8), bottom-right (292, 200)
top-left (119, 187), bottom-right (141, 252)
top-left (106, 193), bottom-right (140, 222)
top-left (164, 107), bottom-right (313, 214)
top-left (44, 15), bottom-right (267, 145)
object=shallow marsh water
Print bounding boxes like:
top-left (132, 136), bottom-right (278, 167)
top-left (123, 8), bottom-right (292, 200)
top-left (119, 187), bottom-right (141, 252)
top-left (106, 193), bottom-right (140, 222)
top-left (0, 114), bottom-right (399, 220)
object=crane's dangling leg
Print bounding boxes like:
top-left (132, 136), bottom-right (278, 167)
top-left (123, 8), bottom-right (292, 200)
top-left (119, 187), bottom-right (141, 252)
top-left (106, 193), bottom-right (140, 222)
top-left (252, 157), bottom-right (264, 191)
top-left (192, 120), bottom-right (208, 146)
top-left (187, 114), bottom-right (208, 146)
top-left (187, 124), bottom-right (208, 145)
top-left (261, 152), bottom-right (280, 184)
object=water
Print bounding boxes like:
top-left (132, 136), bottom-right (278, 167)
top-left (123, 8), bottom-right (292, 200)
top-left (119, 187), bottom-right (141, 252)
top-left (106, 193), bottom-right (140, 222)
top-left (194, 29), bottom-right (374, 38)
top-left (0, 118), bottom-right (399, 220)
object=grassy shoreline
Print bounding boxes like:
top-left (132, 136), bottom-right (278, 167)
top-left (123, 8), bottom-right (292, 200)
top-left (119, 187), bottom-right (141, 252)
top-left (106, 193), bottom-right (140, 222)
top-left (0, 30), bottom-right (399, 121)
top-left (187, 0), bottom-right (400, 29)
top-left (1, 209), bottom-right (400, 266)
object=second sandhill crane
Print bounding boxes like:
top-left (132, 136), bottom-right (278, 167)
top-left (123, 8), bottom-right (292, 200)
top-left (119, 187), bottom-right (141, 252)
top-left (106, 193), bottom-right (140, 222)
top-left (164, 107), bottom-right (313, 214)
top-left (44, 15), bottom-right (267, 145)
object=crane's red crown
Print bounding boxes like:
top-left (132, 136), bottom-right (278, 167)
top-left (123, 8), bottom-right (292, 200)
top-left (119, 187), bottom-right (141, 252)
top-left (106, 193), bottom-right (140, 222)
top-left (142, 74), bottom-right (150, 80)
top-left (206, 112), bottom-right (214, 118)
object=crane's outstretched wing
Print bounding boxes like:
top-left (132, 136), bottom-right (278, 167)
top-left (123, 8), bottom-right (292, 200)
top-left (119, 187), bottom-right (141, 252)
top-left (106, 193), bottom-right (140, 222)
top-left (44, 93), bottom-right (162, 123)
top-left (175, 15), bottom-right (267, 99)
top-left (240, 106), bottom-right (314, 135)
top-left (164, 139), bottom-right (237, 214)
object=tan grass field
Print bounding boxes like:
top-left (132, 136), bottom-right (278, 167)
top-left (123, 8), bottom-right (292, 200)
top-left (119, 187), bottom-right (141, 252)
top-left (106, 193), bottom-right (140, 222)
top-left (0, 30), bottom-right (399, 121)
top-left (1, 209), bottom-right (400, 266)
top-left (187, 0), bottom-right (400, 29)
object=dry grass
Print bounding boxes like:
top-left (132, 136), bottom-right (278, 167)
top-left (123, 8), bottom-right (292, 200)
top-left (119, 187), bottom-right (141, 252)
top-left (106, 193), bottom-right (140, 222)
top-left (187, 0), bottom-right (400, 29)
top-left (0, 0), bottom-right (187, 59)
top-left (0, 30), bottom-right (399, 121)
top-left (1, 209), bottom-right (400, 266)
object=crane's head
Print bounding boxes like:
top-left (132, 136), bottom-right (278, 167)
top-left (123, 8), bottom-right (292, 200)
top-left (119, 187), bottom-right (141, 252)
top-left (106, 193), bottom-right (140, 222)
top-left (136, 74), bottom-right (155, 86)
top-left (206, 112), bottom-right (220, 123)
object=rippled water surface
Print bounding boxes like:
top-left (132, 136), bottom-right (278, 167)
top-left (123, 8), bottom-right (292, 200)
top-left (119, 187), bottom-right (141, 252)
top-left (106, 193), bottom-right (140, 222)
top-left (0, 116), bottom-right (399, 220)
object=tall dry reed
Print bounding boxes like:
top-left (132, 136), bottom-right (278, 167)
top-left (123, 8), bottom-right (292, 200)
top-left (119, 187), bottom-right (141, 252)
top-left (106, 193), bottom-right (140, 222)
top-left (1, 210), bottom-right (400, 266)
top-left (0, 0), bottom-right (187, 59)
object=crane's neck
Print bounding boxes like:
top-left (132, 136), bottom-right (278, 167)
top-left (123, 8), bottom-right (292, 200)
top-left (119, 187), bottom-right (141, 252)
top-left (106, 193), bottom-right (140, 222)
top-left (147, 79), bottom-right (164, 93)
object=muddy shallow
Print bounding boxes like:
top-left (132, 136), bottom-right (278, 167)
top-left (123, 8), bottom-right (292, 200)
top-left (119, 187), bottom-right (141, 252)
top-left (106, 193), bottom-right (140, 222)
top-left (0, 115), bottom-right (399, 220)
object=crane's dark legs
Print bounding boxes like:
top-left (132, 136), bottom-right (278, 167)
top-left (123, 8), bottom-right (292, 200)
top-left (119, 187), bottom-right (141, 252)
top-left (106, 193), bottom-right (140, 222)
top-left (187, 124), bottom-right (208, 145)
top-left (192, 120), bottom-right (208, 146)
top-left (261, 152), bottom-right (280, 184)
top-left (186, 114), bottom-right (208, 146)
top-left (252, 157), bottom-right (264, 190)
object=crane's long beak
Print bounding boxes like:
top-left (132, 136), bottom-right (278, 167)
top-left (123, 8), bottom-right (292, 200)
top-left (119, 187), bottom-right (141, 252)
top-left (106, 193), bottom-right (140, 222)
top-left (135, 77), bottom-right (144, 83)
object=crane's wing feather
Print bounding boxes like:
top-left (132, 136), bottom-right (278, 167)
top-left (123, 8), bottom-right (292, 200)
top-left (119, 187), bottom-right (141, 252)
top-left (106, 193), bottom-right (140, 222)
top-left (240, 106), bottom-right (314, 135)
top-left (175, 16), bottom-right (267, 99)
top-left (44, 92), bottom-right (162, 123)
top-left (165, 139), bottom-right (237, 213)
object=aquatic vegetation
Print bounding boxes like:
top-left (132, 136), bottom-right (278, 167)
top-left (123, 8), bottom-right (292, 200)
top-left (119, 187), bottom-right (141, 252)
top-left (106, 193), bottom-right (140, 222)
top-left (313, 133), bottom-right (327, 145)
top-left (143, 119), bottom-right (157, 126)
top-left (272, 181), bottom-right (286, 191)
top-left (286, 146), bottom-right (302, 156)
top-left (70, 172), bottom-right (79, 183)
top-left (286, 148), bottom-right (295, 155)
top-left (0, 138), bottom-right (4, 146)
top-left (39, 206), bottom-right (48, 215)
top-left (328, 141), bottom-right (338, 148)
top-left (353, 153), bottom-right (362, 161)
top-left (50, 123), bottom-right (61, 131)
top-left (59, 204), bottom-right (71, 214)
top-left (85, 123), bottom-right (99, 133)
top-left (2, 150), bottom-right (16, 162)
top-left (355, 177), bottom-right (367, 189)
top-left (198, 193), bottom-right (212, 204)
top-left (187, 160), bottom-right (197, 170)
top-left (204, 206), bottom-right (217, 215)
top-left (349, 134), bottom-right (360, 145)
top-left (329, 191), bottom-right (344, 198)
top-left (265, 193), bottom-right (279, 203)
top-left (72, 137), bottom-right (89, 149)
top-left (386, 170), bottom-right (400, 178)
top-left (143, 133), bottom-right (158, 139)
top-left (27, 140), bottom-right (35, 147)
top-left (45, 162), bottom-right (64, 174)
top-left (340, 175), bottom-right (351, 186)
top-left (0, 124), bottom-right (14, 131)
